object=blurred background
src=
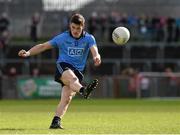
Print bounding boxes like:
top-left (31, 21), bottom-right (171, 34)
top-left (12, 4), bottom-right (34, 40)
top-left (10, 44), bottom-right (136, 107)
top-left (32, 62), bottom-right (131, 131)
top-left (0, 0), bottom-right (180, 99)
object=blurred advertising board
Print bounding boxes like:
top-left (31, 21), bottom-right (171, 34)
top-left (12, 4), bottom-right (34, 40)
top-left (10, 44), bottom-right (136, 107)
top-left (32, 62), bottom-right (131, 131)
top-left (17, 77), bottom-right (61, 99)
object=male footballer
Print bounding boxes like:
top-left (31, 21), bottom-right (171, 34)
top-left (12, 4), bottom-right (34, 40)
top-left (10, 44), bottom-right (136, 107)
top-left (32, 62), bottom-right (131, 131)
top-left (18, 13), bottom-right (101, 129)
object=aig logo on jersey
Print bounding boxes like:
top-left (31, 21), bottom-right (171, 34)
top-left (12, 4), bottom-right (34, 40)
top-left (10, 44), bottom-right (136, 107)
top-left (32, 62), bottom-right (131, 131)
top-left (68, 47), bottom-right (84, 56)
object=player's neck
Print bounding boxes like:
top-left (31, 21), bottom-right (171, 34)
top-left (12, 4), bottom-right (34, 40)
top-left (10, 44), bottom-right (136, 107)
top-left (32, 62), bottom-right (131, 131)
top-left (69, 30), bottom-right (85, 40)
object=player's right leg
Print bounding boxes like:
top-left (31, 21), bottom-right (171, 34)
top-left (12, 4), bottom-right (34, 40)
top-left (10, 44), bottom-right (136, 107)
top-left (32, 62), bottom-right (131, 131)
top-left (61, 69), bottom-right (83, 92)
top-left (55, 62), bottom-right (98, 98)
top-left (83, 79), bottom-right (98, 99)
top-left (61, 69), bottom-right (98, 98)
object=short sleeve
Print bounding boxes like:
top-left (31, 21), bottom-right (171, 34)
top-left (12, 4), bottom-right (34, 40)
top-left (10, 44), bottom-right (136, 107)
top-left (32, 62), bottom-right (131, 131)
top-left (49, 35), bottom-right (62, 48)
top-left (88, 35), bottom-right (97, 48)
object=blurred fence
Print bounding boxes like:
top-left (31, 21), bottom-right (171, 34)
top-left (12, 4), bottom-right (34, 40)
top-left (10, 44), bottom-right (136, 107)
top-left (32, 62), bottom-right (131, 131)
top-left (136, 72), bottom-right (180, 98)
top-left (1, 72), bottom-right (180, 99)
top-left (93, 73), bottom-right (180, 98)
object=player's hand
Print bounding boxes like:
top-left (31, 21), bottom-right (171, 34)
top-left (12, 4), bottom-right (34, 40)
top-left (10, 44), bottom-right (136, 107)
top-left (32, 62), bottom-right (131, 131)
top-left (93, 54), bottom-right (101, 66)
top-left (18, 49), bottom-right (30, 57)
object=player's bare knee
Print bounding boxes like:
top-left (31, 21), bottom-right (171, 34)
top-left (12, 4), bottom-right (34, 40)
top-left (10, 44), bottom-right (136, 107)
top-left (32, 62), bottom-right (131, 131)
top-left (62, 69), bottom-right (76, 81)
top-left (69, 77), bottom-right (79, 88)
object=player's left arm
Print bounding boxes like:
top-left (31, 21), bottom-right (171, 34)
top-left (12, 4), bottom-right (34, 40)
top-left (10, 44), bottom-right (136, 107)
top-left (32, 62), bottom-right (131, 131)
top-left (90, 45), bottom-right (101, 66)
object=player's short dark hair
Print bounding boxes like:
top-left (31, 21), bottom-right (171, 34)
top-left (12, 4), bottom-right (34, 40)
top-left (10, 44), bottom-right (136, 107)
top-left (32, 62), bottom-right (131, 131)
top-left (70, 13), bottom-right (85, 26)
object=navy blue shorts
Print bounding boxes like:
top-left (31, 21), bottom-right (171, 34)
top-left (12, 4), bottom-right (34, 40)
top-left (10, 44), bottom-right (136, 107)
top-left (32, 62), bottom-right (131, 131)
top-left (55, 62), bottom-right (84, 86)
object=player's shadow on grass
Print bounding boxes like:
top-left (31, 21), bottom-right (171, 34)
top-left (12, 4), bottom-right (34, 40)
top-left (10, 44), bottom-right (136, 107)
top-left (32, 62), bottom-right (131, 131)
top-left (0, 128), bottom-right (46, 131)
top-left (0, 128), bottom-right (25, 131)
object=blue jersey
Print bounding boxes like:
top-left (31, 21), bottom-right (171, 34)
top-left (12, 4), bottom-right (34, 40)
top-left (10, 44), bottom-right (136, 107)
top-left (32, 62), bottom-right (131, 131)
top-left (49, 31), bottom-right (97, 71)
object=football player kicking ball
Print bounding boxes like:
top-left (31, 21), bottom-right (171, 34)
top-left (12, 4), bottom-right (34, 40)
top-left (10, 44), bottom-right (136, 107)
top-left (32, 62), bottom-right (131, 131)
top-left (18, 13), bottom-right (101, 129)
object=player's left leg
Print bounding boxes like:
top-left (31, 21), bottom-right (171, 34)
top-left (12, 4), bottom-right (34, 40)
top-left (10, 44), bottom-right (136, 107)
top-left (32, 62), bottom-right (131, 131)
top-left (55, 85), bottom-right (76, 118)
top-left (49, 85), bottom-right (76, 129)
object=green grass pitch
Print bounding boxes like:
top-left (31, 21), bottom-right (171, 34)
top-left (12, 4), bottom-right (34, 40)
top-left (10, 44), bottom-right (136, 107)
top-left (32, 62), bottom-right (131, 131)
top-left (0, 98), bottom-right (180, 134)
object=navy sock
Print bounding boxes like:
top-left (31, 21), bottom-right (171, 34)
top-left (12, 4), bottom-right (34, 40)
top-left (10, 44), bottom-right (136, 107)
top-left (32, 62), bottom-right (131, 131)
top-left (53, 116), bottom-right (60, 121)
top-left (79, 87), bottom-right (85, 95)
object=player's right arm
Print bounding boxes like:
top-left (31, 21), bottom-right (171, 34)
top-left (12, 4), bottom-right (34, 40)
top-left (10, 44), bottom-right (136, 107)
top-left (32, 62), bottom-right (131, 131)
top-left (18, 42), bottom-right (53, 57)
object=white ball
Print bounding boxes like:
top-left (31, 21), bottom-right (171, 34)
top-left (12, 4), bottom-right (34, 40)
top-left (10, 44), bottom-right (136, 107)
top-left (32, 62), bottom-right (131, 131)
top-left (112, 27), bottom-right (130, 45)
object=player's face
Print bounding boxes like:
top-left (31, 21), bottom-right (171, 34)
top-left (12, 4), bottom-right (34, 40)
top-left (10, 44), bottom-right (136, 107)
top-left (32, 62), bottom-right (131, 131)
top-left (70, 23), bottom-right (84, 38)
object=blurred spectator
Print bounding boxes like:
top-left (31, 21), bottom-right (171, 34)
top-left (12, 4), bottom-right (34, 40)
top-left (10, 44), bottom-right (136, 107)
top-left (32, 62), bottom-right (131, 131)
top-left (30, 12), bottom-right (41, 42)
top-left (88, 12), bottom-right (98, 35)
top-left (138, 14), bottom-right (148, 40)
top-left (99, 13), bottom-right (108, 41)
top-left (174, 18), bottom-right (180, 42)
top-left (108, 11), bottom-right (119, 42)
top-left (139, 76), bottom-right (150, 97)
top-left (165, 67), bottom-right (177, 96)
top-left (0, 12), bottom-right (10, 33)
top-left (128, 68), bottom-right (138, 98)
top-left (31, 67), bottom-right (40, 77)
top-left (62, 15), bottom-right (69, 31)
top-left (166, 17), bottom-right (175, 43)
top-left (8, 67), bottom-right (17, 78)
top-left (7, 67), bottom-right (17, 98)
top-left (0, 12), bottom-right (10, 57)
top-left (122, 67), bottom-right (140, 98)
top-left (120, 13), bottom-right (128, 25)
top-left (151, 16), bottom-right (166, 42)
